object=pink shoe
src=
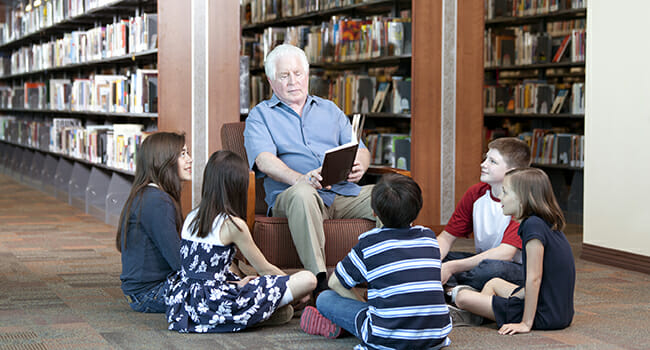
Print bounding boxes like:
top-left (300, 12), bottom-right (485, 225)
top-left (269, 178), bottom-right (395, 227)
top-left (300, 306), bottom-right (342, 339)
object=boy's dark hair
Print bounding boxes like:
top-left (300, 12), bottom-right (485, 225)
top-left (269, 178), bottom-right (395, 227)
top-left (488, 137), bottom-right (531, 169)
top-left (371, 173), bottom-right (422, 228)
top-left (190, 150), bottom-right (249, 238)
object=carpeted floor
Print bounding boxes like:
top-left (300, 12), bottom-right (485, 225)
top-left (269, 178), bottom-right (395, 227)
top-left (0, 173), bottom-right (648, 349)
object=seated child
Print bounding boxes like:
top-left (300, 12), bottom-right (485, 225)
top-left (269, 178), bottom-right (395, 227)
top-left (439, 137), bottom-right (531, 291)
top-left (449, 168), bottom-right (575, 334)
top-left (300, 173), bottom-right (452, 349)
top-left (165, 150), bottom-right (316, 332)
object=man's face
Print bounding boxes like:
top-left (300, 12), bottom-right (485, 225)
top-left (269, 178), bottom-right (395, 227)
top-left (268, 55), bottom-right (309, 107)
top-left (480, 148), bottom-right (510, 185)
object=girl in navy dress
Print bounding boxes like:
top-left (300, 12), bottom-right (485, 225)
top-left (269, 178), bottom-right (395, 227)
top-left (165, 150), bottom-right (316, 332)
top-left (449, 167), bottom-right (575, 334)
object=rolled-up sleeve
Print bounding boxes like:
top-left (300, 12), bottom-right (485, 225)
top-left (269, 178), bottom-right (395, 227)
top-left (244, 106), bottom-right (277, 171)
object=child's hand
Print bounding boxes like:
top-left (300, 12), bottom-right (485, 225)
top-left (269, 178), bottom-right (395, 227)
top-left (440, 262), bottom-right (454, 285)
top-left (228, 275), bottom-right (257, 288)
top-left (498, 322), bottom-right (531, 335)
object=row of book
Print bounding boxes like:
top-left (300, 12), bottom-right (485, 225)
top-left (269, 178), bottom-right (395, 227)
top-left (242, 0), bottom-right (380, 25)
top-left (0, 0), bottom-right (120, 44)
top-left (0, 116), bottom-right (146, 172)
top-left (0, 70), bottom-right (158, 114)
top-left (365, 132), bottom-right (410, 170)
top-left (484, 81), bottom-right (584, 114)
top-left (485, 0), bottom-right (586, 20)
top-left (242, 15), bottom-right (411, 67)
top-left (310, 72), bottom-right (411, 115)
top-left (246, 70), bottom-right (410, 115)
top-left (518, 129), bottom-right (584, 167)
top-left (1, 13), bottom-right (157, 77)
top-left (485, 27), bottom-right (585, 67)
top-left (546, 18), bottom-right (586, 37)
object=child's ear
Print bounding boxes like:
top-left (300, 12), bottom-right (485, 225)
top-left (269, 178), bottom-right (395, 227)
top-left (372, 210), bottom-right (377, 217)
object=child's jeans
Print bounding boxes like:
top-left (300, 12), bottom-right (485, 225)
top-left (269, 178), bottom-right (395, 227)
top-left (316, 290), bottom-right (367, 337)
top-left (444, 251), bottom-right (524, 290)
top-left (317, 290), bottom-right (452, 350)
top-left (124, 280), bottom-right (170, 313)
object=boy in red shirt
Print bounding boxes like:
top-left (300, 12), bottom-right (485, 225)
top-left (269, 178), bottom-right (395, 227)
top-left (438, 137), bottom-right (531, 292)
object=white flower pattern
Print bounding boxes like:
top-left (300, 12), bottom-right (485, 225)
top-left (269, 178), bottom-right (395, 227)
top-left (165, 237), bottom-right (290, 333)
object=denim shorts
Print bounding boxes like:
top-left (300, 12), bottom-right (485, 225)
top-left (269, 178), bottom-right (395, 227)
top-left (124, 280), bottom-right (169, 313)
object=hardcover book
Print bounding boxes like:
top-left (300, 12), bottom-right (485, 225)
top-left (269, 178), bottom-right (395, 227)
top-left (320, 114), bottom-right (364, 187)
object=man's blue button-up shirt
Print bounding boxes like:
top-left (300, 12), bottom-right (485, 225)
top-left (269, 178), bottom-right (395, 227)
top-left (244, 94), bottom-right (365, 211)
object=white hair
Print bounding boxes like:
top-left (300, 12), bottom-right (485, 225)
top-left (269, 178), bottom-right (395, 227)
top-left (264, 44), bottom-right (309, 81)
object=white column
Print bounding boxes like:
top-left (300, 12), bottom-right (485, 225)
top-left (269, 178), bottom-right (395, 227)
top-left (191, 0), bottom-right (209, 207)
top-left (440, 0), bottom-right (458, 224)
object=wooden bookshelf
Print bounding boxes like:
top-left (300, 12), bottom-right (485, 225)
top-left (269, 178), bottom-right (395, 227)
top-left (483, 1), bottom-right (586, 223)
top-left (0, 0), bottom-right (160, 226)
top-left (239, 0), bottom-right (484, 227)
top-left (0, 49), bottom-right (157, 80)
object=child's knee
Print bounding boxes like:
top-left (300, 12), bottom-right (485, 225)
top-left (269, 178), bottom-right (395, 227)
top-left (455, 290), bottom-right (471, 309)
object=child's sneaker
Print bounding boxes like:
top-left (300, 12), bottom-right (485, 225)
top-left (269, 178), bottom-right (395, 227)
top-left (300, 306), bottom-right (342, 339)
top-left (253, 305), bottom-right (294, 327)
top-left (448, 304), bottom-right (483, 327)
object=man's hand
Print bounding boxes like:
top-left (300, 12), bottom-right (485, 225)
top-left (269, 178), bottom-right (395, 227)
top-left (346, 160), bottom-right (365, 183)
top-left (296, 167), bottom-right (328, 190)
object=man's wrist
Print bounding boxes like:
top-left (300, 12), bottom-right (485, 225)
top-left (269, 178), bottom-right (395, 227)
top-left (293, 173), bottom-right (303, 185)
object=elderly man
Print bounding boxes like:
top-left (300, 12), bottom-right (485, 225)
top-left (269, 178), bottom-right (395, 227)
top-left (244, 44), bottom-right (376, 295)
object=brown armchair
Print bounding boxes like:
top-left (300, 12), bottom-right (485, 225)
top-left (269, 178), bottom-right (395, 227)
top-left (221, 122), bottom-right (381, 269)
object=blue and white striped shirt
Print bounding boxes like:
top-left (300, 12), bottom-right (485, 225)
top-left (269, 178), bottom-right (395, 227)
top-left (336, 225), bottom-right (452, 350)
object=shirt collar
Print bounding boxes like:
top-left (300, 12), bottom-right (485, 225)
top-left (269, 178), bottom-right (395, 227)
top-left (267, 94), bottom-right (319, 108)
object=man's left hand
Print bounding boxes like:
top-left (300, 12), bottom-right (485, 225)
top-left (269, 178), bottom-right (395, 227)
top-left (347, 161), bottom-right (365, 183)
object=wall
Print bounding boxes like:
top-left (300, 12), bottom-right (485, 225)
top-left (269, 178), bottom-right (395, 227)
top-left (584, 0), bottom-right (650, 257)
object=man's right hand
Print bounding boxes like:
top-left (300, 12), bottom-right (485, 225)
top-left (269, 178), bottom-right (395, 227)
top-left (296, 168), bottom-right (326, 190)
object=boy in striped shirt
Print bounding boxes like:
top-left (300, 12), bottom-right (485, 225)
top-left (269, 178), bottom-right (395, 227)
top-left (300, 174), bottom-right (452, 349)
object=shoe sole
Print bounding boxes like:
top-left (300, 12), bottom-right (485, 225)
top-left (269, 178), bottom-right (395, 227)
top-left (300, 306), bottom-right (342, 339)
top-left (448, 304), bottom-right (482, 327)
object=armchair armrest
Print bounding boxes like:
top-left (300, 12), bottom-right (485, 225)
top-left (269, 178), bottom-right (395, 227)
top-left (247, 170), bottom-right (256, 231)
top-left (367, 165), bottom-right (411, 178)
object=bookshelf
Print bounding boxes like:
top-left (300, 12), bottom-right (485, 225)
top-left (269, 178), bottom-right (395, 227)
top-left (0, 0), bottom-right (159, 226)
top-left (241, 0), bottom-right (413, 170)
top-left (483, 0), bottom-right (587, 223)
top-left (236, 1), bottom-right (485, 229)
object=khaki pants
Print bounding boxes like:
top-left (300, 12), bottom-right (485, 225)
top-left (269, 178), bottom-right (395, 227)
top-left (272, 183), bottom-right (378, 274)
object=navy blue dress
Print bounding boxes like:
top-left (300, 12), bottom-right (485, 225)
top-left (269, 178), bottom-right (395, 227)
top-left (165, 212), bottom-right (290, 333)
top-left (492, 215), bottom-right (575, 330)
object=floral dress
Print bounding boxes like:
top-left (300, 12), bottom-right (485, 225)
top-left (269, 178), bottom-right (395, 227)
top-left (165, 211), bottom-right (290, 333)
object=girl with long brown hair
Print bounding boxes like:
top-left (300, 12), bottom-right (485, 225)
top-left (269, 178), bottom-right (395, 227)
top-left (116, 131), bottom-right (192, 313)
top-left (165, 150), bottom-right (316, 332)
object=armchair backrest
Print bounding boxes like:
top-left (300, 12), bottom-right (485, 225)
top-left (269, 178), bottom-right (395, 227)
top-left (220, 122), bottom-right (268, 216)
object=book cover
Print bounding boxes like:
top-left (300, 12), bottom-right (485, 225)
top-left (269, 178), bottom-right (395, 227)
top-left (371, 81), bottom-right (390, 113)
top-left (552, 34), bottom-right (571, 63)
top-left (320, 142), bottom-right (359, 187)
top-left (319, 114), bottom-right (363, 187)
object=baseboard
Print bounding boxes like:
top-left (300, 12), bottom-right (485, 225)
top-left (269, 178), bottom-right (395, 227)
top-left (581, 243), bottom-right (650, 274)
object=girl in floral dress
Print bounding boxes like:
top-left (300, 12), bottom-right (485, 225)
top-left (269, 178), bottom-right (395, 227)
top-left (165, 150), bottom-right (316, 332)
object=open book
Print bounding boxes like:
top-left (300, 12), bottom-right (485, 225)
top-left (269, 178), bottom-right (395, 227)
top-left (320, 114), bottom-right (365, 187)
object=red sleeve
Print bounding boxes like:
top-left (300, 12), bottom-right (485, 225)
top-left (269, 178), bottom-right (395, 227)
top-left (444, 183), bottom-right (488, 238)
top-left (500, 219), bottom-right (522, 249)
